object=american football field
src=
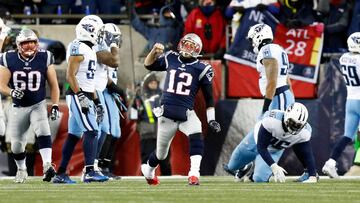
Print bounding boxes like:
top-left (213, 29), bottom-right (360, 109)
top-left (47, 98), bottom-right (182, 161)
top-left (0, 176), bottom-right (359, 203)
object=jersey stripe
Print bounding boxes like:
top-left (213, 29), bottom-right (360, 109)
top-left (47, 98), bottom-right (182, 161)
top-left (199, 65), bottom-right (212, 81)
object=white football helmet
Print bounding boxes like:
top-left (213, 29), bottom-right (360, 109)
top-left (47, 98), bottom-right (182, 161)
top-left (80, 14), bottom-right (103, 27)
top-left (16, 29), bottom-right (39, 57)
top-left (284, 102), bottom-right (308, 135)
top-left (247, 23), bottom-right (273, 53)
top-left (103, 23), bottom-right (122, 47)
top-left (177, 33), bottom-right (202, 58)
top-left (347, 32), bottom-right (360, 53)
top-left (75, 18), bottom-right (102, 45)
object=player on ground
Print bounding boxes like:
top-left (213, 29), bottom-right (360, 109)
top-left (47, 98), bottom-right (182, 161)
top-left (52, 18), bottom-right (108, 183)
top-left (223, 23), bottom-right (295, 179)
top-left (0, 29), bottom-right (60, 183)
top-left (322, 32), bottom-right (360, 178)
top-left (141, 33), bottom-right (221, 186)
top-left (251, 102), bottom-right (317, 182)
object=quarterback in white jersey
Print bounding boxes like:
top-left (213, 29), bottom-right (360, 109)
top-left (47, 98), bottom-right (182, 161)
top-left (250, 103), bottom-right (317, 183)
top-left (322, 32), bottom-right (360, 178)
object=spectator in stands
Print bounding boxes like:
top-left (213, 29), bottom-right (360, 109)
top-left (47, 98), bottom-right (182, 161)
top-left (348, 0), bottom-right (360, 35)
top-left (316, 0), bottom-right (351, 54)
top-left (184, 0), bottom-right (226, 59)
top-left (81, 0), bottom-right (125, 19)
top-left (131, 2), bottom-right (183, 57)
top-left (40, 0), bottom-right (72, 15)
top-left (133, 0), bottom-right (166, 15)
top-left (131, 73), bottom-right (172, 176)
top-left (277, 0), bottom-right (315, 28)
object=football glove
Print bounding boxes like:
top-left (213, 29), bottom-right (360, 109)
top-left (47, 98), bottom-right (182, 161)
top-left (95, 104), bottom-right (105, 123)
top-left (76, 91), bottom-right (90, 114)
top-left (50, 104), bottom-right (60, 121)
top-left (208, 120), bottom-right (221, 133)
top-left (10, 88), bottom-right (24, 99)
top-left (270, 163), bottom-right (287, 183)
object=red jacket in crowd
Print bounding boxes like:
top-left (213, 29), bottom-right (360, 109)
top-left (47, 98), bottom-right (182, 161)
top-left (184, 7), bottom-right (227, 54)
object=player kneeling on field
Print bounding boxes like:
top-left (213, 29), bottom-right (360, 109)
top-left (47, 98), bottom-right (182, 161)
top-left (240, 102), bottom-right (318, 183)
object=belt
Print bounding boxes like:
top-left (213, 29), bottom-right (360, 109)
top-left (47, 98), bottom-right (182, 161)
top-left (274, 85), bottom-right (290, 95)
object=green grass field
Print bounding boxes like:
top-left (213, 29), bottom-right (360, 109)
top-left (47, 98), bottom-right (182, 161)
top-left (1, 176), bottom-right (360, 203)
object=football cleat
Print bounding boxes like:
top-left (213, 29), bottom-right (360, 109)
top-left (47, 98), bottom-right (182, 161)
top-left (235, 162), bottom-right (254, 182)
top-left (145, 175), bottom-right (160, 186)
top-left (188, 176), bottom-right (200, 186)
top-left (42, 162), bottom-right (56, 182)
top-left (322, 160), bottom-right (339, 178)
top-left (82, 170), bottom-right (109, 183)
top-left (14, 169), bottom-right (28, 183)
top-left (101, 168), bottom-right (121, 180)
top-left (52, 173), bottom-right (76, 184)
top-left (223, 164), bottom-right (237, 176)
top-left (141, 164), bottom-right (159, 185)
top-left (294, 170), bottom-right (319, 183)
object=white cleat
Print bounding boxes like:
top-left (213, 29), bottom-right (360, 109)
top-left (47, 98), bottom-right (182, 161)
top-left (141, 164), bottom-right (154, 179)
top-left (322, 160), bottom-right (339, 178)
top-left (14, 169), bottom-right (28, 183)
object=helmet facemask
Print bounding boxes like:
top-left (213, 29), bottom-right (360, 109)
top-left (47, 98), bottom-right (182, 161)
top-left (283, 102), bottom-right (308, 135)
top-left (285, 118), bottom-right (306, 135)
top-left (16, 29), bottom-right (39, 58)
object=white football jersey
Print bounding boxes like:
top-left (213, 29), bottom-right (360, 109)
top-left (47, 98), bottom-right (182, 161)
top-left (66, 40), bottom-right (97, 92)
top-left (339, 52), bottom-right (360, 99)
top-left (254, 110), bottom-right (311, 150)
top-left (94, 42), bottom-right (109, 91)
top-left (108, 67), bottom-right (118, 84)
top-left (256, 44), bottom-right (289, 96)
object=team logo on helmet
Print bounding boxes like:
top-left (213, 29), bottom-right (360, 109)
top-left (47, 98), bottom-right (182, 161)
top-left (82, 24), bottom-right (95, 33)
top-left (351, 36), bottom-right (360, 44)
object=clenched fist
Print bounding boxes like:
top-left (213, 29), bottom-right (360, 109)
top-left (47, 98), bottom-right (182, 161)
top-left (152, 43), bottom-right (164, 58)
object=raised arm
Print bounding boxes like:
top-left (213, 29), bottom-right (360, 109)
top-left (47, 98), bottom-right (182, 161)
top-left (144, 43), bottom-right (166, 71)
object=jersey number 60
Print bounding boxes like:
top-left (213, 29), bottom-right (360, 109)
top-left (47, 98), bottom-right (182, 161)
top-left (13, 71), bottom-right (41, 91)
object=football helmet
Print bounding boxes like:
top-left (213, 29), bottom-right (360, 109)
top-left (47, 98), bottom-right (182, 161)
top-left (103, 23), bottom-right (122, 47)
top-left (347, 32), bottom-right (360, 53)
top-left (75, 18), bottom-right (102, 45)
top-left (16, 28), bottom-right (39, 57)
top-left (247, 23), bottom-right (273, 53)
top-left (80, 15), bottom-right (103, 27)
top-left (177, 33), bottom-right (202, 58)
top-left (284, 102), bottom-right (308, 135)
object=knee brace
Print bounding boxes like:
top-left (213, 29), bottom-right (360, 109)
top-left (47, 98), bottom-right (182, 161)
top-left (189, 133), bottom-right (204, 156)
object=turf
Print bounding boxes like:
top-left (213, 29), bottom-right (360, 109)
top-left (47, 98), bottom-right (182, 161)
top-left (0, 176), bottom-right (359, 203)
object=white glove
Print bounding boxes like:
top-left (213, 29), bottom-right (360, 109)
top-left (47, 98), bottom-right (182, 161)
top-left (270, 163), bottom-right (287, 183)
top-left (302, 176), bottom-right (318, 183)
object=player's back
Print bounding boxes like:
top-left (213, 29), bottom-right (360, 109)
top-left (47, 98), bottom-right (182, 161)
top-left (256, 44), bottom-right (289, 96)
top-left (161, 51), bottom-right (213, 110)
top-left (254, 110), bottom-right (311, 149)
top-left (66, 40), bottom-right (97, 93)
top-left (339, 52), bottom-right (360, 99)
top-left (1, 49), bottom-right (52, 107)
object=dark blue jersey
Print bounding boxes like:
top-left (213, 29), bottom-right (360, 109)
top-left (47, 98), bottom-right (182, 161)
top-left (0, 49), bottom-right (54, 107)
top-left (151, 51), bottom-right (214, 110)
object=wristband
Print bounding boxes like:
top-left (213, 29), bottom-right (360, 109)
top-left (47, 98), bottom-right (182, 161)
top-left (206, 107), bottom-right (215, 123)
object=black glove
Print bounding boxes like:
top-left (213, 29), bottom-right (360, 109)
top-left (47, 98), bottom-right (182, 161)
top-left (0, 136), bottom-right (6, 152)
top-left (209, 120), bottom-right (221, 133)
top-left (50, 104), bottom-right (60, 121)
top-left (94, 98), bottom-right (105, 123)
top-left (10, 88), bottom-right (24, 99)
top-left (76, 91), bottom-right (90, 114)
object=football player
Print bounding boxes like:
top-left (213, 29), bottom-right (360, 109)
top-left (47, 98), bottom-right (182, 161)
top-left (224, 23), bottom-right (295, 179)
top-left (253, 102), bottom-right (317, 183)
top-left (0, 17), bottom-right (10, 149)
top-left (0, 29), bottom-right (60, 183)
top-left (52, 18), bottom-right (108, 183)
top-left (95, 23), bottom-right (124, 180)
top-left (322, 32), bottom-right (360, 178)
top-left (141, 33), bottom-right (221, 186)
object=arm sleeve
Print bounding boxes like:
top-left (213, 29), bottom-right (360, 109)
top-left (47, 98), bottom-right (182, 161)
top-left (144, 55), bottom-right (167, 71)
top-left (46, 51), bottom-right (55, 66)
top-left (292, 141), bottom-right (317, 176)
top-left (201, 83), bottom-right (214, 108)
top-left (257, 124), bottom-right (276, 166)
top-left (131, 15), bottom-right (151, 40)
